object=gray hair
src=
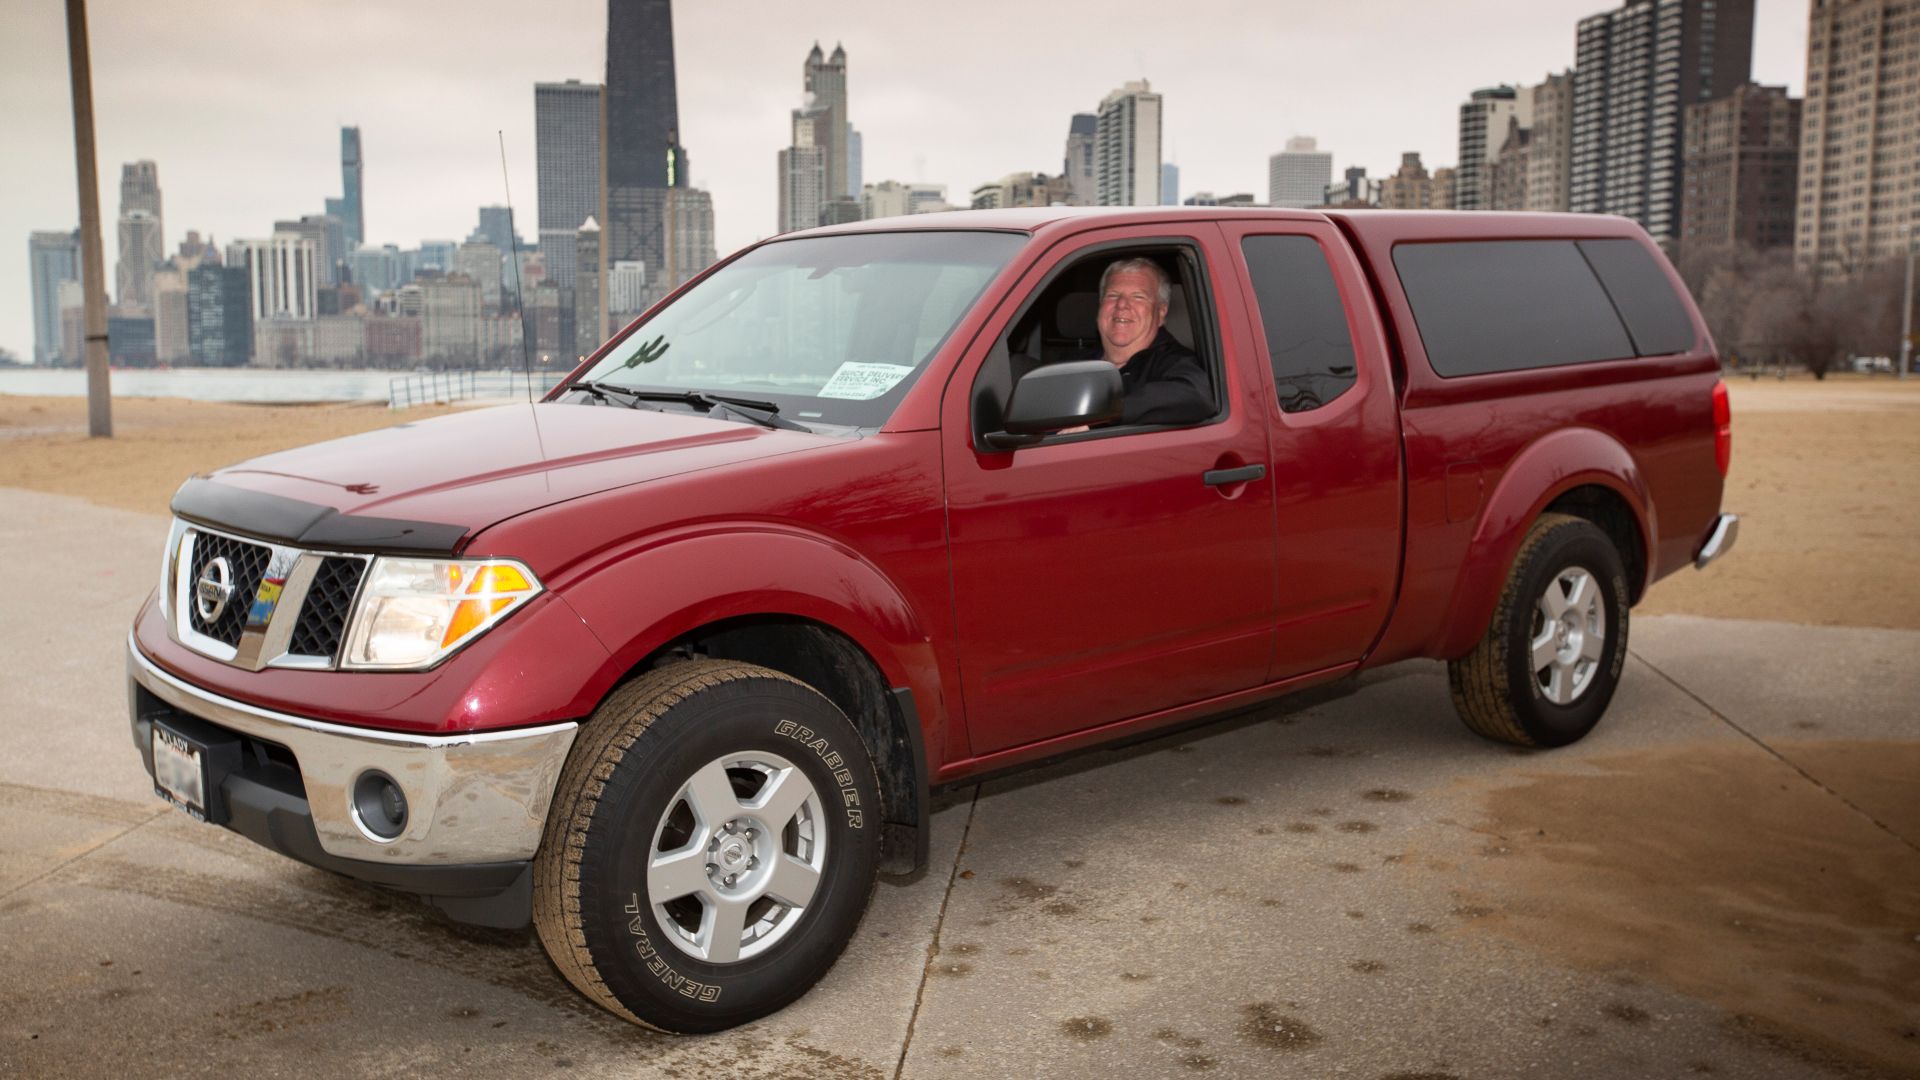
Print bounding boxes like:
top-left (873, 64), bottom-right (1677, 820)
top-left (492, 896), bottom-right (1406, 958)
top-left (1099, 258), bottom-right (1171, 307)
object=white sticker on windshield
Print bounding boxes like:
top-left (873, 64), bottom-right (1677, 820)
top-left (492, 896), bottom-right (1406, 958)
top-left (817, 362), bottom-right (915, 400)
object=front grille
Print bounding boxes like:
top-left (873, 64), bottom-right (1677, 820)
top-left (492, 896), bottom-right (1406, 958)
top-left (186, 532), bottom-right (273, 646)
top-left (288, 556), bottom-right (368, 659)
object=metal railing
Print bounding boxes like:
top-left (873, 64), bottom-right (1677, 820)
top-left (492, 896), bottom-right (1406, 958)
top-left (388, 370), bottom-right (566, 409)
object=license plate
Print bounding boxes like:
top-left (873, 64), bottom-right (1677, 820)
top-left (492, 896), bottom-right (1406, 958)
top-left (152, 724), bottom-right (209, 820)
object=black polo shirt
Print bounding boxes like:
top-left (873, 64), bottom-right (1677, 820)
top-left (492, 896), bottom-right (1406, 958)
top-left (1084, 328), bottom-right (1213, 426)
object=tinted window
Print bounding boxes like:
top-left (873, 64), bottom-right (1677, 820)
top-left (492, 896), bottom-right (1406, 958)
top-left (1577, 239), bottom-right (1696, 356)
top-left (1241, 235), bottom-right (1356, 412)
top-left (1393, 240), bottom-right (1635, 377)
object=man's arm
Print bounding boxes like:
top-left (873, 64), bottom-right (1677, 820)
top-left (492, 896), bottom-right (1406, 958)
top-left (1121, 347), bottom-right (1213, 426)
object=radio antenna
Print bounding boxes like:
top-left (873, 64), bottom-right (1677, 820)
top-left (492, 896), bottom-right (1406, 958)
top-left (498, 130), bottom-right (535, 403)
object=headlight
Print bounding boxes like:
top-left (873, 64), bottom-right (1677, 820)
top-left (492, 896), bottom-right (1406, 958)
top-left (340, 557), bottom-right (541, 670)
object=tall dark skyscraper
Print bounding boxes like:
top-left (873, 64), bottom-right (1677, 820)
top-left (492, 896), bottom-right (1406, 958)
top-left (1569, 0), bottom-right (1754, 240)
top-left (536, 80), bottom-right (603, 289)
top-left (605, 0), bottom-right (689, 279)
top-left (325, 126), bottom-right (365, 248)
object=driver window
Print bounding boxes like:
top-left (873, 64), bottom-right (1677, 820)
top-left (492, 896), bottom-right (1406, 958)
top-left (977, 247), bottom-right (1218, 439)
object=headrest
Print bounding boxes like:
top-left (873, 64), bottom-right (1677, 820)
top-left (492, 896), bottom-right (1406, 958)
top-left (1055, 292), bottom-right (1098, 339)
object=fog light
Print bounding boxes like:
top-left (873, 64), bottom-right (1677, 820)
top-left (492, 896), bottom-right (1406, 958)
top-left (352, 771), bottom-right (409, 840)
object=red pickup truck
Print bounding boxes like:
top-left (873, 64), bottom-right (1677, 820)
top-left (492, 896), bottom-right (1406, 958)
top-left (128, 207), bottom-right (1736, 1032)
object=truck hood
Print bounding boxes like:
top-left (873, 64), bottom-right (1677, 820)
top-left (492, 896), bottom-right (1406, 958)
top-left (199, 403), bottom-right (834, 539)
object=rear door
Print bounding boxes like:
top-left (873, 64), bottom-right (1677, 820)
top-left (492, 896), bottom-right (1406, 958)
top-left (940, 223), bottom-right (1279, 755)
top-left (1218, 220), bottom-right (1404, 678)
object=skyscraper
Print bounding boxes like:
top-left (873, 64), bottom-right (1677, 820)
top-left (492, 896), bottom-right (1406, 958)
top-left (1064, 114), bottom-right (1097, 206)
top-left (187, 264), bottom-right (252, 366)
top-left (324, 127), bottom-right (364, 247)
top-left (664, 188), bottom-right (716, 291)
top-left (1683, 83), bottom-right (1802, 252)
top-left (605, 0), bottom-right (688, 281)
top-left (1796, 0), bottom-right (1919, 274)
top-left (116, 161), bottom-right (164, 310)
top-left (233, 232), bottom-right (318, 322)
top-left (575, 216), bottom-right (603, 354)
top-left (1457, 86), bottom-right (1527, 211)
top-left (536, 80), bottom-right (603, 289)
top-left (1268, 137), bottom-right (1332, 209)
top-left (802, 43), bottom-right (852, 202)
top-left (28, 230), bottom-right (80, 365)
top-left (1569, 0), bottom-right (1755, 239)
top-left (1526, 72), bottom-right (1576, 212)
top-left (1095, 80), bottom-right (1162, 207)
top-left (778, 141), bottom-right (827, 233)
top-left (1160, 163), bottom-right (1180, 206)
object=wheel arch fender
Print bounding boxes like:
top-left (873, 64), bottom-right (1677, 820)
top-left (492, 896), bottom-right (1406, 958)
top-left (556, 526), bottom-right (940, 872)
top-left (1437, 427), bottom-right (1654, 659)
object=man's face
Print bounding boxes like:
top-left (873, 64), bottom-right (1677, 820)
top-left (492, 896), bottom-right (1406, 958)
top-left (1096, 268), bottom-right (1166, 362)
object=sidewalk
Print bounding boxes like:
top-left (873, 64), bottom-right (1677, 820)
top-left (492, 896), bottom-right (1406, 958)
top-left (2, 486), bottom-right (1914, 1079)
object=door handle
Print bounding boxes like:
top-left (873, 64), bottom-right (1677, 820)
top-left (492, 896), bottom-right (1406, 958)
top-left (1202, 464), bottom-right (1266, 487)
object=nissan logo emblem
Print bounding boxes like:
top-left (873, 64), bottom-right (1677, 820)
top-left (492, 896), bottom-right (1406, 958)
top-left (195, 556), bottom-right (235, 623)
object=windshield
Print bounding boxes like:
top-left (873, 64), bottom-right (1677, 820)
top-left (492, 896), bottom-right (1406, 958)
top-left (572, 230), bottom-right (1025, 428)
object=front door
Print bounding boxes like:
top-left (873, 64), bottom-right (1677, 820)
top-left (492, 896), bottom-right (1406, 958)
top-left (941, 224), bottom-right (1279, 756)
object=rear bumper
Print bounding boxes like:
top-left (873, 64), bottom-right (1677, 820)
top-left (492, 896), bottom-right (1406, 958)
top-left (1694, 513), bottom-right (1739, 570)
top-left (128, 634), bottom-right (579, 925)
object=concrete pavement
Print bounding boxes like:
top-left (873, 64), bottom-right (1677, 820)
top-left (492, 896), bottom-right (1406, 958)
top-left (2, 485), bottom-right (1915, 1079)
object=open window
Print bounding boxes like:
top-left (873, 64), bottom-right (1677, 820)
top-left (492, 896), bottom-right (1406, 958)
top-left (970, 242), bottom-right (1223, 449)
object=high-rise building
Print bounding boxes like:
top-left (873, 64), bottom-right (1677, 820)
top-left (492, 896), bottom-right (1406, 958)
top-left (1797, 0), bottom-right (1920, 274)
top-left (107, 314), bottom-right (156, 367)
top-left (233, 232), bottom-right (318, 322)
top-left (417, 240), bottom-right (458, 275)
top-left (605, 0), bottom-right (688, 284)
top-left (1682, 83), bottom-right (1802, 252)
top-left (1095, 80), bottom-right (1162, 206)
top-left (116, 161), bottom-right (164, 310)
top-left (802, 43), bottom-right (853, 203)
top-left (1268, 136), bottom-right (1332, 209)
top-left (848, 128), bottom-right (863, 199)
top-left (455, 241), bottom-right (504, 312)
top-left (28, 230), bottom-right (80, 365)
top-left (58, 281), bottom-right (86, 365)
top-left (1457, 86), bottom-right (1528, 211)
top-left (535, 80), bottom-right (604, 290)
top-left (471, 207), bottom-right (515, 254)
top-left (1570, 0), bottom-right (1756, 239)
top-left (906, 183), bottom-right (952, 214)
top-left (350, 244), bottom-right (402, 295)
top-left (1430, 167), bottom-right (1459, 211)
top-left (421, 275), bottom-right (482, 362)
top-left (187, 264), bottom-right (252, 366)
top-left (779, 135), bottom-right (828, 233)
top-left (1527, 72), bottom-right (1576, 212)
top-left (152, 269), bottom-right (191, 363)
top-left (1379, 153), bottom-right (1434, 210)
top-left (575, 216), bottom-right (603, 354)
top-left (276, 216), bottom-right (347, 286)
top-left (1160, 163), bottom-right (1180, 206)
top-left (608, 260), bottom-right (649, 316)
top-left (323, 127), bottom-right (364, 247)
top-left (863, 180), bottom-right (913, 220)
top-left (1064, 114), bottom-right (1097, 206)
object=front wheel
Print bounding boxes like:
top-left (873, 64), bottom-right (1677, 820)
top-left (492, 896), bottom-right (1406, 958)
top-left (1448, 513), bottom-right (1630, 748)
top-left (532, 659), bottom-right (881, 1032)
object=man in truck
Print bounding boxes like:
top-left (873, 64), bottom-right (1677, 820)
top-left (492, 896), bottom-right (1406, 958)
top-left (1068, 257), bottom-right (1213, 429)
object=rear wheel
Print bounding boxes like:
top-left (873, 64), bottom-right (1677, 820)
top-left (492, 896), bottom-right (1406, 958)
top-left (1449, 513), bottom-right (1630, 748)
top-left (532, 659), bottom-right (881, 1031)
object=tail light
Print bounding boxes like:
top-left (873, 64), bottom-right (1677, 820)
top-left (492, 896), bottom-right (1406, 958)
top-left (1711, 380), bottom-right (1732, 476)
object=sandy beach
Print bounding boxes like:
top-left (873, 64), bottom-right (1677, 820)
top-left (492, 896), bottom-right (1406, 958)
top-left (4, 376), bottom-right (1918, 629)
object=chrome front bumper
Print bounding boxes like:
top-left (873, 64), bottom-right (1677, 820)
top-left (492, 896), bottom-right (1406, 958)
top-left (1695, 513), bottom-right (1740, 570)
top-left (128, 634), bottom-right (578, 867)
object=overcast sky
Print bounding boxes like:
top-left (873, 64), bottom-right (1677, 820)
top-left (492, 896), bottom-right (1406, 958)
top-left (2, 0), bottom-right (1809, 360)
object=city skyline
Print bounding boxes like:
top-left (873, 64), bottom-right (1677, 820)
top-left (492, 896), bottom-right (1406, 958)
top-left (3, 0), bottom-right (1811, 360)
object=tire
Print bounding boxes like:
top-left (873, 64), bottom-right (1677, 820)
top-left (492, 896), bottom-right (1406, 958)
top-left (533, 659), bottom-right (881, 1032)
top-left (1448, 513), bottom-right (1630, 748)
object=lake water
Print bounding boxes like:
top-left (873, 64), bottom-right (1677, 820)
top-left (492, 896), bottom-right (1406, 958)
top-left (0, 367), bottom-right (568, 405)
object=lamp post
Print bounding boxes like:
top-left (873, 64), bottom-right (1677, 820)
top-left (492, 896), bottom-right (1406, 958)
top-left (1902, 223), bottom-right (1915, 380)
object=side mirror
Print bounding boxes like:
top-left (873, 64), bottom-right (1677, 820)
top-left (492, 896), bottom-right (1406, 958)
top-left (984, 360), bottom-right (1123, 450)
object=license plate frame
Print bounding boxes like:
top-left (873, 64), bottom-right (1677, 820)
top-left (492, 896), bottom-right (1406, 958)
top-left (152, 722), bottom-right (212, 821)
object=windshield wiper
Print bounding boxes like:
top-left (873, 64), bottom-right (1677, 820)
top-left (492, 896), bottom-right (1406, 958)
top-left (567, 379), bottom-right (658, 410)
top-left (621, 390), bottom-right (813, 432)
